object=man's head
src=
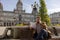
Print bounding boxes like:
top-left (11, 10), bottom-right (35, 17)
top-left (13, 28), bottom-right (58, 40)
top-left (36, 16), bottom-right (41, 23)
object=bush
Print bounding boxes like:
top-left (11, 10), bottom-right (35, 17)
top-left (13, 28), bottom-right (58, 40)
top-left (55, 24), bottom-right (60, 26)
top-left (16, 24), bottom-right (27, 26)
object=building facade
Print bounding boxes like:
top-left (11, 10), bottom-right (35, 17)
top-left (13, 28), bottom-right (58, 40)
top-left (0, 0), bottom-right (38, 26)
top-left (49, 12), bottom-right (60, 24)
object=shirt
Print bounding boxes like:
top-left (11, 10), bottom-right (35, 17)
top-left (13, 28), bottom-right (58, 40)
top-left (30, 22), bottom-right (43, 34)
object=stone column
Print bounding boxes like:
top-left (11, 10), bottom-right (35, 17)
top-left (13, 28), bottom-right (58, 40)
top-left (11, 22), bottom-right (12, 26)
top-left (2, 22), bottom-right (4, 26)
top-left (13, 22), bottom-right (15, 26)
top-left (8, 22), bottom-right (9, 26)
top-left (13, 28), bottom-right (19, 38)
top-left (6, 22), bottom-right (7, 26)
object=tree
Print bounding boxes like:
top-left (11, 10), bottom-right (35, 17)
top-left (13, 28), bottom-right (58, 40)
top-left (39, 0), bottom-right (51, 26)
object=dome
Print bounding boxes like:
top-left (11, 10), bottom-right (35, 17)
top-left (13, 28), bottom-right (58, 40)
top-left (17, 0), bottom-right (22, 5)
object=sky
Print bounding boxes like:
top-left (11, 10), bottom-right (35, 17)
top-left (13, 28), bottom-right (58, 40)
top-left (0, 0), bottom-right (60, 15)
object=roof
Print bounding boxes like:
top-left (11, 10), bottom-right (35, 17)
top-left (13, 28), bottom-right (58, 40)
top-left (3, 11), bottom-right (14, 13)
top-left (22, 13), bottom-right (33, 15)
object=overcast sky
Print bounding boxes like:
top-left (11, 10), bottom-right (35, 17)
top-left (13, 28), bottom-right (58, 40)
top-left (1, 0), bottom-right (60, 15)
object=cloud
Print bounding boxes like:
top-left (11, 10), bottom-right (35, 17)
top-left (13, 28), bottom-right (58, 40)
top-left (23, 0), bottom-right (39, 13)
top-left (46, 0), bottom-right (60, 14)
top-left (23, 3), bottom-right (32, 13)
top-left (48, 8), bottom-right (60, 15)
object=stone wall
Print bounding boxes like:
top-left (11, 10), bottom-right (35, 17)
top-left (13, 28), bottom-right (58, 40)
top-left (9, 26), bottom-right (60, 39)
top-left (1, 26), bottom-right (60, 40)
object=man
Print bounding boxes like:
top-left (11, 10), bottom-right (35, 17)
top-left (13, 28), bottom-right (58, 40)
top-left (30, 16), bottom-right (48, 40)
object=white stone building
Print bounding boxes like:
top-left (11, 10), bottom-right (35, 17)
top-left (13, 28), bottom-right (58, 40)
top-left (0, 0), bottom-right (38, 26)
top-left (49, 12), bottom-right (60, 24)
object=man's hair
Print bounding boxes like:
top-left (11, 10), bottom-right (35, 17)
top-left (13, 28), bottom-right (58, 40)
top-left (36, 16), bottom-right (41, 20)
top-left (36, 16), bottom-right (40, 18)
